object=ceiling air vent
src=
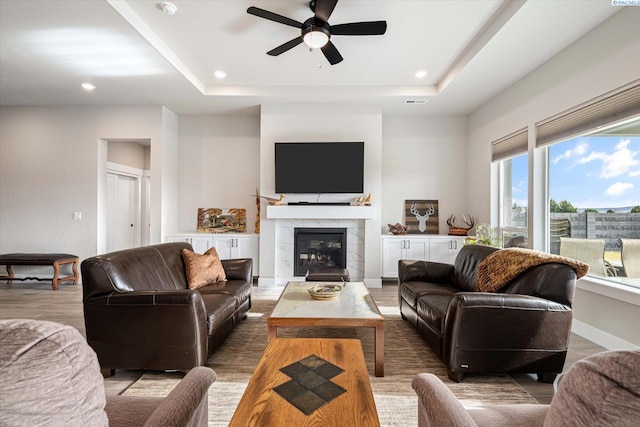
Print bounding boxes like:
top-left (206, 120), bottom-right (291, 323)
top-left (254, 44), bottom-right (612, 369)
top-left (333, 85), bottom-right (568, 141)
top-left (404, 100), bottom-right (428, 104)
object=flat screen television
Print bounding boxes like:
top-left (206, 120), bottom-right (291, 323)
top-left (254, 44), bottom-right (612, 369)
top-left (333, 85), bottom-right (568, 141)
top-left (275, 142), bottom-right (364, 193)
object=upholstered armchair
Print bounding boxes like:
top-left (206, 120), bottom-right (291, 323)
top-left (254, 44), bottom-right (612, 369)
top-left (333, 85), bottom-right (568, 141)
top-left (412, 350), bottom-right (640, 427)
top-left (0, 319), bottom-right (215, 426)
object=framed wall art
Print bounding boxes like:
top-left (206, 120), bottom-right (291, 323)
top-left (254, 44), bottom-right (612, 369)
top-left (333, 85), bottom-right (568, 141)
top-left (404, 200), bottom-right (439, 234)
top-left (197, 208), bottom-right (247, 233)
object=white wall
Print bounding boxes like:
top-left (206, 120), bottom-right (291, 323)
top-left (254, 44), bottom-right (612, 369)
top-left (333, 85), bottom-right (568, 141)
top-left (259, 104), bottom-right (383, 286)
top-left (0, 105), bottom-right (168, 263)
top-left (466, 8), bottom-right (640, 347)
top-left (176, 115), bottom-right (260, 233)
top-left (159, 107), bottom-right (180, 240)
top-left (382, 116), bottom-right (468, 234)
top-left (107, 141), bottom-right (147, 170)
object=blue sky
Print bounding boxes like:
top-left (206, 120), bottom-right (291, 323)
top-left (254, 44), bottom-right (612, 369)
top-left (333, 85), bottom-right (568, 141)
top-left (511, 136), bottom-right (640, 210)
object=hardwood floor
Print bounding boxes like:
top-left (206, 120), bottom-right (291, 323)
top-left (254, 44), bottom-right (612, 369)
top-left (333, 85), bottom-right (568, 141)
top-left (0, 281), bottom-right (605, 403)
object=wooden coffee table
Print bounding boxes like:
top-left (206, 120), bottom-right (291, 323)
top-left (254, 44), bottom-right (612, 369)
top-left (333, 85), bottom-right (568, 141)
top-left (229, 338), bottom-right (379, 426)
top-left (267, 281), bottom-right (384, 377)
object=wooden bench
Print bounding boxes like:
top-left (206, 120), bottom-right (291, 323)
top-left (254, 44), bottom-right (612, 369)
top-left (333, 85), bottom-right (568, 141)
top-left (0, 254), bottom-right (79, 290)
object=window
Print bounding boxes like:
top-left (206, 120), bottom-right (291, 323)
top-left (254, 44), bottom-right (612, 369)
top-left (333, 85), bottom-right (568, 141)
top-left (499, 154), bottom-right (529, 248)
top-left (491, 81), bottom-right (640, 288)
top-left (492, 128), bottom-right (529, 248)
top-left (547, 119), bottom-right (640, 284)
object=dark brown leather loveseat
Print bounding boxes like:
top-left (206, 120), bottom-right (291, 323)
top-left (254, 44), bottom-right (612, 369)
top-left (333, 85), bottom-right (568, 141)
top-left (81, 242), bottom-right (252, 376)
top-left (399, 244), bottom-right (580, 383)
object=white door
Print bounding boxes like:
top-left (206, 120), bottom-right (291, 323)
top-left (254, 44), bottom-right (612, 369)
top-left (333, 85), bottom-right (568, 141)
top-left (107, 173), bottom-right (138, 252)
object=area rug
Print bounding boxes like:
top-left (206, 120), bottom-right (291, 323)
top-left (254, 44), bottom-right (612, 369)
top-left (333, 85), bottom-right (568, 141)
top-left (124, 290), bottom-right (538, 426)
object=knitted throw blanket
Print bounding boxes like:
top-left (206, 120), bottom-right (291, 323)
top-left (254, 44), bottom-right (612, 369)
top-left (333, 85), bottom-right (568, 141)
top-left (476, 247), bottom-right (590, 293)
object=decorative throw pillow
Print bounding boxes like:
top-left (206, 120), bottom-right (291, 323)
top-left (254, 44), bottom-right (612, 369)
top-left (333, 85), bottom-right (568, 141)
top-left (182, 248), bottom-right (226, 290)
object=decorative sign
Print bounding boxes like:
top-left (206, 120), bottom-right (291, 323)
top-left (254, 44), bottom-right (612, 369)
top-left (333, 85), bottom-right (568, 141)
top-left (197, 208), bottom-right (246, 233)
top-left (405, 200), bottom-right (439, 234)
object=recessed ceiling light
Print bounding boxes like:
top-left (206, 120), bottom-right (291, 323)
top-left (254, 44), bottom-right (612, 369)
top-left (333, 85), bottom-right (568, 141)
top-left (214, 70), bottom-right (227, 79)
top-left (81, 82), bottom-right (96, 91)
top-left (415, 70), bottom-right (428, 79)
top-left (160, 1), bottom-right (177, 16)
top-left (404, 100), bottom-right (427, 104)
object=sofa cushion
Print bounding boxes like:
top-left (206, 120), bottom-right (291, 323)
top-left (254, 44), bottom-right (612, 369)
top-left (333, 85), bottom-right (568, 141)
top-left (200, 294), bottom-right (237, 334)
top-left (544, 350), bottom-right (640, 427)
top-left (183, 248), bottom-right (226, 290)
top-left (416, 292), bottom-right (455, 335)
top-left (0, 319), bottom-right (108, 427)
top-left (401, 281), bottom-right (457, 308)
top-left (82, 244), bottom-right (190, 295)
top-left (198, 279), bottom-right (252, 308)
top-left (452, 245), bottom-right (499, 291)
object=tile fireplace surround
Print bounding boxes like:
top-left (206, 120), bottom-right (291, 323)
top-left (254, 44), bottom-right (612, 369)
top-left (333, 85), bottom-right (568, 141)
top-left (265, 206), bottom-right (376, 287)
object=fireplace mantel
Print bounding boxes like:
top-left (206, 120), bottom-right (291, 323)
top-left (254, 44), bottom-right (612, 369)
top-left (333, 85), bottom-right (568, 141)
top-left (266, 205), bottom-right (374, 220)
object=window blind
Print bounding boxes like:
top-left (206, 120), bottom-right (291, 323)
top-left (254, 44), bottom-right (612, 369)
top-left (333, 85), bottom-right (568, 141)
top-left (491, 128), bottom-right (528, 162)
top-left (536, 80), bottom-right (640, 148)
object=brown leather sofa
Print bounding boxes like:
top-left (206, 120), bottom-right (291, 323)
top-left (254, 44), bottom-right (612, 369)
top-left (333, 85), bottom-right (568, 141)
top-left (399, 245), bottom-right (578, 383)
top-left (81, 242), bottom-right (252, 376)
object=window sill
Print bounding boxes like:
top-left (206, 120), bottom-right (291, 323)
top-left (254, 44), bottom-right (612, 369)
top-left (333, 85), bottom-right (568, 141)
top-left (577, 275), bottom-right (640, 306)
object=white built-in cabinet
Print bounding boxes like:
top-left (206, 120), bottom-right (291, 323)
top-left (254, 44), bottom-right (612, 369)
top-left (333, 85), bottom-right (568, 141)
top-left (165, 233), bottom-right (259, 276)
top-left (381, 235), bottom-right (465, 278)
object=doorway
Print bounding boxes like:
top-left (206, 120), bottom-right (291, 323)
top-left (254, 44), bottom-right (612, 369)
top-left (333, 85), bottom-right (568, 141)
top-left (103, 139), bottom-right (151, 253)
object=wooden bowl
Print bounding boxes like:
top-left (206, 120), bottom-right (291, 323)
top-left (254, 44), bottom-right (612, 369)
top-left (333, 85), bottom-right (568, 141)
top-left (448, 228), bottom-right (469, 236)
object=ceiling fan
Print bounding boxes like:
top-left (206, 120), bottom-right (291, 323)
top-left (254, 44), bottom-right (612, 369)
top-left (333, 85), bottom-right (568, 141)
top-left (247, 0), bottom-right (387, 65)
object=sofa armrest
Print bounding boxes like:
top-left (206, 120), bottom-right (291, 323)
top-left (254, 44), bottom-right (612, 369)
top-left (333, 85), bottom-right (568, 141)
top-left (105, 367), bottom-right (216, 427)
top-left (96, 289), bottom-right (204, 305)
top-left (222, 258), bottom-right (253, 282)
top-left (144, 366), bottom-right (216, 427)
top-left (398, 260), bottom-right (453, 285)
top-left (443, 292), bottom-right (573, 370)
top-left (83, 290), bottom-right (209, 369)
top-left (411, 373), bottom-right (477, 427)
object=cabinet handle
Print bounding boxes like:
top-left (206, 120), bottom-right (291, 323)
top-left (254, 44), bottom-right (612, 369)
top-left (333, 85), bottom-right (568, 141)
top-left (454, 241), bottom-right (458, 250)
top-left (406, 240), bottom-right (410, 249)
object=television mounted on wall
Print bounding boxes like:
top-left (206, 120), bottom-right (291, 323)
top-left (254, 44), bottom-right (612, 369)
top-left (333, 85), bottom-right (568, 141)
top-left (275, 142), bottom-right (364, 194)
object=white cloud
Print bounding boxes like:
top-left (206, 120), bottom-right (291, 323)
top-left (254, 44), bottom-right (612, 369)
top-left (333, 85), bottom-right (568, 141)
top-left (552, 142), bottom-right (589, 164)
top-left (604, 182), bottom-right (634, 197)
top-left (578, 139), bottom-right (639, 178)
top-left (629, 169), bottom-right (640, 177)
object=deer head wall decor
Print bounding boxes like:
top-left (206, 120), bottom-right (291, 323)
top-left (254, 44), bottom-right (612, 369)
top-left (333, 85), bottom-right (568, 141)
top-left (410, 202), bottom-right (435, 233)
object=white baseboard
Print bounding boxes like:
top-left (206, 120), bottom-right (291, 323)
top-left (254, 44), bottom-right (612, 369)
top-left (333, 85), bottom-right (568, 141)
top-left (572, 319), bottom-right (638, 350)
top-left (365, 278), bottom-right (382, 288)
top-left (257, 277), bottom-right (276, 288)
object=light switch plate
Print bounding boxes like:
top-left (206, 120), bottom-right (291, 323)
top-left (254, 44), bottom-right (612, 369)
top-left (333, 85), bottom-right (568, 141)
top-left (73, 211), bottom-right (82, 220)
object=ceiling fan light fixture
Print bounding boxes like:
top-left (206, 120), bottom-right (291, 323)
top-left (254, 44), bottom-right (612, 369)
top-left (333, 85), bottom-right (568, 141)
top-left (303, 29), bottom-right (329, 49)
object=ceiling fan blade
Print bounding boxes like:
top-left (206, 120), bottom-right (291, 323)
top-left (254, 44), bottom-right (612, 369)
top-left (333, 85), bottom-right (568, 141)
top-left (247, 6), bottom-right (303, 29)
top-left (314, 0), bottom-right (339, 22)
top-left (267, 37), bottom-right (304, 56)
top-left (331, 21), bottom-right (387, 36)
top-left (321, 41), bottom-right (343, 65)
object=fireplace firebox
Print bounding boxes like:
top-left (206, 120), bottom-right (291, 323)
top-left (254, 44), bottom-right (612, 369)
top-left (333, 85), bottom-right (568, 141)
top-left (293, 228), bottom-right (347, 277)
